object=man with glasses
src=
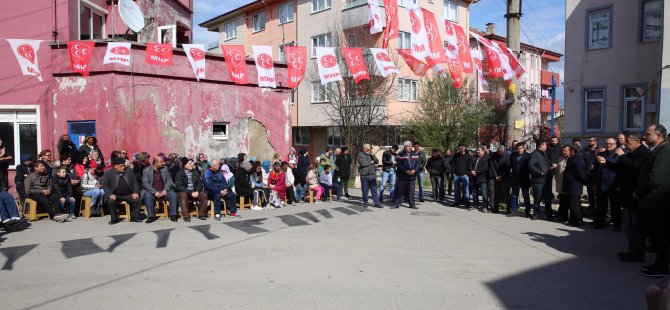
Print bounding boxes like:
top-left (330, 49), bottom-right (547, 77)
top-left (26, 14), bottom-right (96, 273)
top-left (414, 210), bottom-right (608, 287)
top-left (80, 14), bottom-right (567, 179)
top-left (37, 150), bottom-right (54, 177)
top-left (594, 137), bottom-right (620, 230)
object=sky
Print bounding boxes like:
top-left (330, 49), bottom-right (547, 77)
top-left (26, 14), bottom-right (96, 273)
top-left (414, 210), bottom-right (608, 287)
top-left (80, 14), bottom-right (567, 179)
top-left (192, 0), bottom-right (566, 101)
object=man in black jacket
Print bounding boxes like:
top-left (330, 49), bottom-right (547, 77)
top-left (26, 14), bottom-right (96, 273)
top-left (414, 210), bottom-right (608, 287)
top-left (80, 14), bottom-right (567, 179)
top-left (528, 139), bottom-right (550, 220)
top-left (335, 147), bottom-right (352, 199)
top-left (391, 141), bottom-right (420, 209)
top-left (101, 158), bottom-right (142, 225)
top-left (426, 148), bottom-right (446, 202)
top-left (451, 144), bottom-right (473, 208)
top-left (174, 158), bottom-right (209, 221)
top-left (443, 149), bottom-right (454, 196)
top-left (471, 146), bottom-right (490, 212)
top-left (379, 145), bottom-right (398, 202)
top-left (491, 146), bottom-right (510, 214)
top-left (509, 142), bottom-right (531, 217)
top-left (562, 144), bottom-right (587, 226)
top-left (544, 136), bottom-right (562, 218)
top-left (414, 142), bottom-right (427, 202)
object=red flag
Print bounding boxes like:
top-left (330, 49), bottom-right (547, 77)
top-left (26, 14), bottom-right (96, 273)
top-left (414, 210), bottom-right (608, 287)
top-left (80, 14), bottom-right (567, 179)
top-left (397, 49), bottom-right (429, 77)
top-left (382, 0), bottom-right (399, 49)
top-left (471, 33), bottom-right (504, 79)
top-left (220, 45), bottom-right (248, 85)
top-left (421, 9), bottom-right (446, 66)
top-left (495, 42), bottom-right (525, 79)
top-left (342, 48), bottom-right (370, 84)
top-left (444, 21), bottom-right (464, 88)
top-left (67, 41), bottom-right (95, 76)
top-left (451, 23), bottom-right (473, 74)
top-left (145, 43), bottom-right (173, 66)
top-left (285, 46), bottom-right (306, 88)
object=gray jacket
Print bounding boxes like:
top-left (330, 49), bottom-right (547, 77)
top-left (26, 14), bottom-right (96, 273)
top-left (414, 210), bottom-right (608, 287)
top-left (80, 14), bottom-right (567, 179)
top-left (141, 166), bottom-right (175, 197)
top-left (528, 149), bottom-right (550, 183)
top-left (358, 151), bottom-right (379, 177)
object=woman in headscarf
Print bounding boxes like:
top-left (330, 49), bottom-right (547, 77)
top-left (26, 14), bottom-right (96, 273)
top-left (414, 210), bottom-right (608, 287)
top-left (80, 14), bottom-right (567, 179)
top-left (195, 153), bottom-right (209, 175)
top-left (133, 152), bottom-right (151, 184)
top-left (235, 156), bottom-right (262, 210)
top-left (286, 148), bottom-right (297, 163)
top-left (78, 136), bottom-right (104, 164)
top-left (221, 164), bottom-right (235, 190)
top-left (250, 162), bottom-right (270, 209)
top-left (268, 161), bottom-right (286, 208)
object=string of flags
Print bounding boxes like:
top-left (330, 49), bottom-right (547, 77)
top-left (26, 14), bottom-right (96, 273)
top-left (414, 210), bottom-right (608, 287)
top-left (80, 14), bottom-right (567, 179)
top-left (3, 1), bottom-right (526, 91)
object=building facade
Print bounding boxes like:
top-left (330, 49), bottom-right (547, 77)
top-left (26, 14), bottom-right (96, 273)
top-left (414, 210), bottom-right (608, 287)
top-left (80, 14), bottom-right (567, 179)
top-left (660, 0), bottom-right (670, 128)
top-left (564, 0), bottom-right (663, 140)
top-left (201, 0), bottom-right (478, 156)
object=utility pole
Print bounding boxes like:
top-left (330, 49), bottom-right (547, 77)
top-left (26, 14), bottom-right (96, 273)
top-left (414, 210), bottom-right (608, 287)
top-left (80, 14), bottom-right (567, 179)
top-left (505, 0), bottom-right (522, 146)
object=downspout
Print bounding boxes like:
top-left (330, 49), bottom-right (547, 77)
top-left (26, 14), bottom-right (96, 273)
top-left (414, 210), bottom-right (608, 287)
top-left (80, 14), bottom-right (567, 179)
top-left (52, 0), bottom-right (58, 41)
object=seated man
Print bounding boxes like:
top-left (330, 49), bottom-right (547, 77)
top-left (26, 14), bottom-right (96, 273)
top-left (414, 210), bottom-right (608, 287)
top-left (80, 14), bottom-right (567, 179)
top-left (142, 156), bottom-right (178, 223)
top-left (101, 158), bottom-right (142, 225)
top-left (318, 164), bottom-right (340, 202)
top-left (174, 158), bottom-right (209, 221)
top-left (203, 160), bottom-right (238, 220)
top-left (0, 189), bottom-right (24, 225)
top-left (26, 161), bottom-right (68, 222)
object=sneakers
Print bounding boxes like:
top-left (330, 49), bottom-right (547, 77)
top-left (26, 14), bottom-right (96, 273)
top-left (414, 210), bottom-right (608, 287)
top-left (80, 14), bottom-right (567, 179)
top-left (229, 212), bottom-right (240, 218)
top-left (69, 213), bottom-right (77, 220)
top-left (214, 214), bottom-right (222, 221)
top-left (53, 213), bottom-right (69, 222)
top-left (251, 205), bottom-right (263, 211)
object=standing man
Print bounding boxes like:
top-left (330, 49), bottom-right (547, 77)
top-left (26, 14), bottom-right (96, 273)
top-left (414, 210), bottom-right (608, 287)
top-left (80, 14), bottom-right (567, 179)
top-left (491, 146), bottom-right (510, 214)
top-left (451, 144), bottom-right (473, 208)
top-left (379, 145), bottom-right (398, 202)
top-left (358, 144), bottom-right (380, 208)
top-left (509, 142), bottom-right (531, 217)
top-left (101, 157), bottom-right (142, 225)
top-left (413, 142), bottom-right (427, 202)
top-left (544, 136), bottom-right (563, 220)
top-left (391, 141), bottom-right (420, 209)
top-left (443, 149), bottom-right (454, 196)
top-left (426, 148), bottom-right (446, 202)
top-left (528, 139), bottom-right (550, 220)
top-left (637, 124), bottom-right (670, 277)
top-left (594, 137), bottom-right (620, 230)
top-left (472, 146), bottom-right (490, 212)
top-left (562, 145), bottom-right (587, 227)
top-left (335, 147), bottom-right (352, 199)
top-left (142, 157), bottom-right (179, 223)
top-left (584, 137), bottom-right (599, 210)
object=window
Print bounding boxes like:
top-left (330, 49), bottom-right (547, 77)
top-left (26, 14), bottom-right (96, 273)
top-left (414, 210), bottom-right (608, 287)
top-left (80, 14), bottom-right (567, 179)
top-left (311, 82), bottom-right (329, 103)
top-left (158, 25), bottom-right (177, 48)
top-left (279, 42), bottom-right (295, 62)
top-left (397, 0), bottom-right (417, 7)
top-left (79, 5), bottom-right (105, 40)
top-left (311, 0), bottom-right (332, 13)
top-left (642, 0), bottom-right (662, 41)
top-left (444, 1), bottom-right (458, 22)
top-left (0, 110), bottom-right (38, 167)
top-left (311, 33), bottom-right (332, 58)
top-left (224, 22), bottom-right (237, 40)
top-left (397, 78), bottom-right (419, 102)
top-left (327, 127), bottom-right (345, 147)
top-left (279, 1), bottom-right (294, 24)
top-left (398, 31), bottom-right (411, 49)
top-left (212, 122), bottom-right (229, 140)
top-left (252, 11), bottom-right (266, 32)
top-left (585, 89), bottom-right (604, 131)
top-left (588, 8), bottom-right (611, 49)
top-left (293, 127), bottom-right (310, 145)
top-left (624, 87), bottom-right (644, 130)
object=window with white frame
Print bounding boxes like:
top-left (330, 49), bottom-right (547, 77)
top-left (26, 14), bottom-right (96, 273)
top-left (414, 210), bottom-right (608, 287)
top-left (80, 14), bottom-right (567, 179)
top-left (311, 33), bottom-right (332, 57)
top-left (279, 1), bottom-right (294, 24)
top-left (212, 122), bottom-right (229, 140)
top-left (279, 42), bottom-right (295, 62)
top-left (311, 82), bottom-right (329, 103)
top-left (311, 0), bottom-right (332, 13)
top-left (293, 127), bottom-right (310, 145)
top-left (397, 78), bottom-right (419, 102)
top-left (327, 127), bottom-right (345, 147)
top-left (224, 21), bottom-right (237, 40)
top-left (79, 4), bottom-right (105, 40)
top-left (158, 25), bottom-right (177, 48)
top-left (398, 31), bottom-right (411, 49)
top-left (444, 1), bottom-right (458, 22)
top-left (0, 110), bottom-right (38, 167)
top-left (624, 87), bottom-right (644, 130)
top-left (585, 89), bottom-right (604, 131)
top-left (642, 0), bottom-right (662, 41)
top-left (397, 0), bottom-right (418, 7)
top-left (588, 8), bottom-right (611, 49)
top-left (252, 11), bottom-right (266, 32)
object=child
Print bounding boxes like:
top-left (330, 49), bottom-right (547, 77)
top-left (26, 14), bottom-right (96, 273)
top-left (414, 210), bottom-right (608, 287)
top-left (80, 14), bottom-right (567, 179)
top-left (52, 166), bottom-right (77, 219)
top-left (318, 158), bottom-right (327, 175)
top-left (319, 164), bottom-right (341, 202)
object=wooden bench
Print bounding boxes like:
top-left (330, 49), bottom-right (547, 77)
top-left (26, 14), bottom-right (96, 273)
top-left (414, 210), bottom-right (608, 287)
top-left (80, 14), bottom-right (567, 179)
top-left (78, 196), bottom-right (105, 218)
top-left (307, 188), bottom-right (333, 203)
top-left (23, 198), bottom-right (50, 221)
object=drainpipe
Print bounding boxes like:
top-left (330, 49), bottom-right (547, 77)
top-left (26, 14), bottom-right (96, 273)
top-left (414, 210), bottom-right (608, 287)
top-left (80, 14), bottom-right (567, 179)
top-left (52, 0), bottom-right (58, 41)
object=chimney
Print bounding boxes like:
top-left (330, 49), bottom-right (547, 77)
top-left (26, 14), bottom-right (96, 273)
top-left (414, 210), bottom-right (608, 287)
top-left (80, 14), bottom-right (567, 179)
top-left (485, 23), bottom-right (497, 35)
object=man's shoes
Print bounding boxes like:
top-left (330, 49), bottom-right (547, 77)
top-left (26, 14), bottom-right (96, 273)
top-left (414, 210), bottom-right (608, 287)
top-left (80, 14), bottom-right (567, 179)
top-left (53, 213), bottom-right (69, 222)
top-left (363, 204), bottom-right (369, 208)
top-left (506, 213), bottom-right (516, 217)
top-left (419, 199), bottom-right (425, 202)
top-left (169, 215), bottom-right (178, 222)
top-left (530, 214), bottom-right (538, 221)
top-left (554, 216), bottom-right (568, 222)
top-left (619, 254), bottom-right (644, 262)
top-left (183, 217), bottom-right (191, 222)
top-left (108, 219), bottom-right (118, 225)
top-left (408, 206), bottom-right (418, 209)
top-left (130, 218), bottom-right (143, 223)
top-left (389, 206), bottom-right (399, 209)
top-left (567, 221), bottom-right (583, 227)
top-left (70, 213), bottom-right (77, 220)
top-left (640, 268), bottom-right (669, 278)
top-left (345, 195), bottom-right (352, 199)
top-left (373, 204), bottom-right (383, 209)
top-left (198, 216), bottom-right (208, 220)
top-left (145, 217), bottom-right (157, 224)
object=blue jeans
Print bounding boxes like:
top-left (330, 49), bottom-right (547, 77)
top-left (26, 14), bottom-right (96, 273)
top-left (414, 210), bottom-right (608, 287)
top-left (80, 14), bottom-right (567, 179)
top-left (531, 182), bottom-right (545, 217)
top-left (294, 184), bottom-right (306, 202)
top-left (416, 171), bottom-right (425, 200)
top-left (453, 175), bottom-right (470, 207)
top-left (84, 188), bottom-right (105, 214)
top-left (379, 169), bottom-right (396, 200)
top-left (360, 175), bottom-right (379, 205)
top-left (511, 185), bottom-right (531, 213)
top-left (144, 190), bottom-right (178, 216)
top-left (59, 195), bottom-right (77, 215)
top-left (473, 181), bottom-right (489, 209)
top-left (0, 191), bottom-right (20, 221)
top-left (208, 190), bottom-right (237, 215)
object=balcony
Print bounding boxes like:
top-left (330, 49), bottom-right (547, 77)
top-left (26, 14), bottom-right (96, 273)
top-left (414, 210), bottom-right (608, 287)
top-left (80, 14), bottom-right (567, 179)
top-left (341, 0), bottom-right (385, 28)
top-left (541, 70), bottom-right (561, 87)
top-left (540, 98), bottom-right (560, 113)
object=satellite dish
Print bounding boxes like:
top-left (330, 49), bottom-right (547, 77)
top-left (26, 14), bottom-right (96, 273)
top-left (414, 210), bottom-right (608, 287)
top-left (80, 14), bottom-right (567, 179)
top-left (118, 0), bottom-right (145, 33)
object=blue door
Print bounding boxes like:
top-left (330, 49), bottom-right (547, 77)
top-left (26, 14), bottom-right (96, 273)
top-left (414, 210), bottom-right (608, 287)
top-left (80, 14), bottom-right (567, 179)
top-left (67, 121), bottom-right (96, 149)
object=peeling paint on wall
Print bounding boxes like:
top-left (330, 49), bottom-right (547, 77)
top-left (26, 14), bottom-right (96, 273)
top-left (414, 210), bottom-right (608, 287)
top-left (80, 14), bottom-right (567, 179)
top-left (58, 77), bottom-right (87, 94)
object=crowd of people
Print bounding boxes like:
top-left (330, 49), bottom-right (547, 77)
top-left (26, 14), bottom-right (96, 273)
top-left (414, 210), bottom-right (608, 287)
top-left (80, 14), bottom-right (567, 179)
top-left (1, 124), bottom-right (669, 279)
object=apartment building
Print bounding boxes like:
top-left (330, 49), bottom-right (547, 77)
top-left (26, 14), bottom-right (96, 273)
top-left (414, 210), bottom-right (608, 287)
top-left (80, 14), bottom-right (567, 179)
top-left (564, 0), bottom-right (663, 140)
top-left (200, 0), bottom-right (477, 155)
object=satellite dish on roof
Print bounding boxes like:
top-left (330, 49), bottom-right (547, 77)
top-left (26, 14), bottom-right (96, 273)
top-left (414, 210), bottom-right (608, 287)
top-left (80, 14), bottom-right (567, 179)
top-left (118, 0), bottom-right (145, 33)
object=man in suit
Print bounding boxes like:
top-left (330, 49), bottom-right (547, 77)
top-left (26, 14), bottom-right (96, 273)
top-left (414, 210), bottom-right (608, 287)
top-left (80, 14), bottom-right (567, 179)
top-left (491, 146), bottom-right (510, 214)
top-left (143, 156), bottom-right (179, 223)
top-left (101, 157), bottom-right (142, 225)
top-left (508, 142), bottom-right (531, 217)
top-left (471, 146), bottom-right (490, 212)
top-left (594, 137), bottom-right (620, 229)
top-left (562, 144), bottom-right (587, 226)
top-left (528, 139), bottom-right (550, 220)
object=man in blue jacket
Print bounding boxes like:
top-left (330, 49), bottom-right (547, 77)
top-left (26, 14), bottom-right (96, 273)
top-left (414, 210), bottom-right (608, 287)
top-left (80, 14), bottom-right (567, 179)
top-left (203, 160), bottom-right (237, 220)
top-left (391, 141), bottom-right (420, 209)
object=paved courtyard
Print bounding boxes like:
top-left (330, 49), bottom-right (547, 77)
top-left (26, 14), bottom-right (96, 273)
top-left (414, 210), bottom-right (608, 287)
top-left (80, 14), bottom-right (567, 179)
top-left (0, 191), bottom-right (653, 309)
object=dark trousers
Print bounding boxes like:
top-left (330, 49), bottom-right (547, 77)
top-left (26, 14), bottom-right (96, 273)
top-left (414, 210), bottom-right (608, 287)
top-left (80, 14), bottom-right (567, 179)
top-left (556, 193), bottom-right (569, 219)
top-left (595, 188), bottom-right (620, 227)
top-left (530, 182), bottom-right (545, 217)
top-left (542, 173), bottom-right (554, 219)
top-left (567, 194), bottom-right (582, 225)
top-left (510, 184), bottom-right (530, 213)
top-left (178, 191), bottom-right (209, 217)
top-left (493, 179), bottom-right (510, 213)
top-left (341, 178), bottom-right (350, 196)
top-left (445, 173), bottom-right (453, 195)
top-left (28, 193), bottom-right (59, 218)
top-left (106, 194), bottom-right (141, 221)
top-left (286, 185), bottom-right (296, 204)
top-left (393, 178), bottom-right (416, 208)
top-left (429, 174), bottom-right (444, 202)
top-left (626, 208), bottom-right (645, 257)
top-left (360, 175), bottom-right (379, 205)
top-left (208, 190), bottom-right (237, 214)
top-left (646, 210), bottom-right (670, 271)
top-left (320, 183), bottom-right (341, 201)
top-left (473, 181), bottom-right (489, 209)
top-left (587, 180), bottom-right (596, 208)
